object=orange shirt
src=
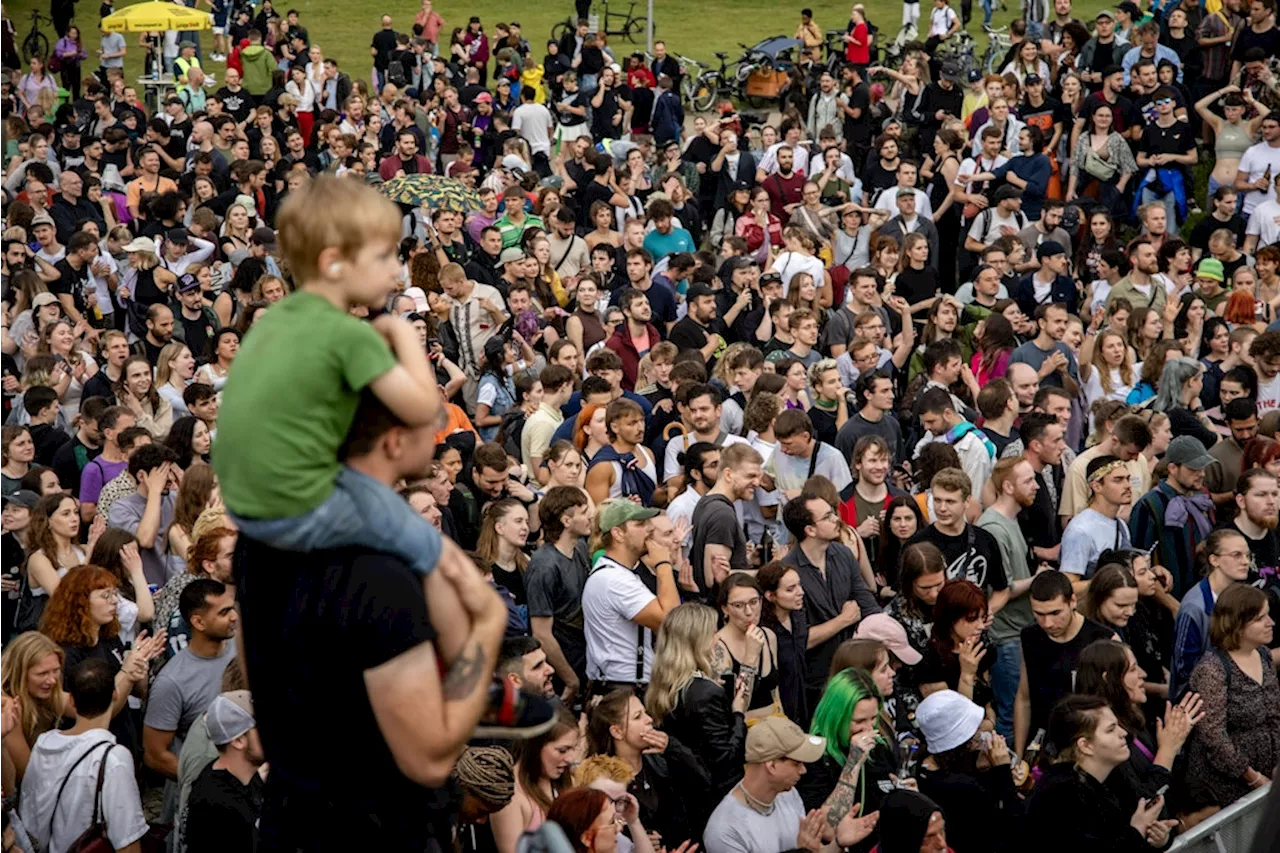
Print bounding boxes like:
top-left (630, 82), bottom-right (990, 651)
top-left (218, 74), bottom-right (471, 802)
top-left (434, 402), bottom-right (479, 446)
top-left (126, 173), bottom-right (178, 213)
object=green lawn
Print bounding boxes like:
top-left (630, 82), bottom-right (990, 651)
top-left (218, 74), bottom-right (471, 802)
top-left (5, 0), bottom-right (1118, 88)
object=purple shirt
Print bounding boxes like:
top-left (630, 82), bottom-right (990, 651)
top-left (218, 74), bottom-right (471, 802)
top-left (80, 457), bottom-right (127, 506)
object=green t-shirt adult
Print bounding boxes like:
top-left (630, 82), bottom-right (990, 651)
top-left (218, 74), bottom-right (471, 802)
top-left (978, 507), bottom-right (1034, 645)
top-left (213, 291), bottom-right (396, 519)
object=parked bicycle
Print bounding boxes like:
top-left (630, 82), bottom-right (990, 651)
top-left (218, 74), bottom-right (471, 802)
top-left (550, 0), bottom-right (652, 44)
top-left (21, 9), bottom-right (52, 61)
top-left (981, 24), bottom-right (1012, 73)
top-left (880, 21), bottom-right (920, 71)
top-left (675, 54), bottom-right (709, 107)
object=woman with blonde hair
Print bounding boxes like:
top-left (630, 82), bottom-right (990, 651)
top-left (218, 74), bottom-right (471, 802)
top-left (166, 463), bottom-right (218, 573)
top-left (218, 199), bottom-right (256, 259)
top-left (155, 342), bottom-right (197, 417)
top-left (645, 602), bottom-right (751, 801)
top-left (529, 236), bottom-right (568, 311)
top-left (1080, 328), bottom-right (1136, 408)
top-left (115, 354), bottom-right (174, 439)
top-left (0, 632), bottom-right (66, 785)
top-left (474, 497), bottom-right (530, 607)
top-left (121, 237), bottom-right (178, 306)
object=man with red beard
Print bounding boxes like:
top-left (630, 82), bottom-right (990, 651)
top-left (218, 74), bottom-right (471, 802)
top-left (1226, 468), bottom-right (1280, 630)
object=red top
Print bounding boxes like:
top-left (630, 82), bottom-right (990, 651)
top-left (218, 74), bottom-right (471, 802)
top-left (846, 22), bottom-right (871, 65)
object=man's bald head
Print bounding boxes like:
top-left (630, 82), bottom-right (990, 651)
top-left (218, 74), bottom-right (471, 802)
top-left (1007, 362), bottom-right (1039, 409)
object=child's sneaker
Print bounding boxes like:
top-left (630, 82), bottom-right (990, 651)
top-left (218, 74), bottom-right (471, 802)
top-left (473, 679), bottom-right (558, 739)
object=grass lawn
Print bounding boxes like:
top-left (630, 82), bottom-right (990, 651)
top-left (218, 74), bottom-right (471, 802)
top-left (5, 0), bottom-right (1120, 89)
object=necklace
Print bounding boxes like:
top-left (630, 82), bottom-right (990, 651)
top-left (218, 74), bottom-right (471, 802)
top-left (737, 782), bottom-right (776, 815)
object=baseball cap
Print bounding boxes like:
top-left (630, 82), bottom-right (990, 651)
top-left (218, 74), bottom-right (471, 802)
top-left (32, 292), bottom-right (59, 309)
top-left (916, 690), bottom-right (985, 753)
top-left (166, 227), bottom-right (189, 245)
top-left (1165, 435), bottom-right (1215, 470)
top-left (404, 285), bottom-right (429, 312)
top-left (29, 213), bottom-right (55, 229)
top-left (497, 247), bottom-right (526, 267)
top-left (474, 91), bottom-right (493, 103)
top-left (1024, 73), bottom-right (1043, 86)
top-left (2, 489), bottom-right (40, 509)
top-left (1196, 258), bottom-right (1225, 282)
top-left (177, 273), bottom-right (201, 293)
top-left (760, 270), bottom-right (783, 286)
top-left (967, 68), bottom-right (984, 84)
top-left (854, 614), bottom-right (923, 666)
top-left (251, 226), bottom-right (277, 251)
top-left (745, 717), bottom-right (827, 763)
top-left (896, 187), bottom-right (915, 198)
top-left (502, 153), bottom-right (529, 172)
top-left (204, 691), bottom-right (255, 746)
top-left (733, 179), bottom-right (752, 192)
top-left (1036, 240), bottom-right (1066, 260)
top-left (122, 236), bottom-right (158, 254)
top-left (1095, 8), bottom-right (1115, 19)
top-left (686, 282), bottom-right (716, 301)
top-left (597, 499), bottom-right (659, 533)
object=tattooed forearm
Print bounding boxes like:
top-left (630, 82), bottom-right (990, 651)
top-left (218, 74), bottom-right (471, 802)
top-left (711, 640), bottom-right (732, 677)
top-left (823, 743), bottom-right (869, 828)
top-left (442, 641), bottom-right (485, 700)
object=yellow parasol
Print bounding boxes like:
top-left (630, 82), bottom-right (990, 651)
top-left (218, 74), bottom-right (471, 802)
top-left (101, 1), bottom-right (213, 33)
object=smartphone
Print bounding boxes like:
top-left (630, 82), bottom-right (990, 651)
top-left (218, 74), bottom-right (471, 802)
top-left (53, 354), bottom-right (66, 364)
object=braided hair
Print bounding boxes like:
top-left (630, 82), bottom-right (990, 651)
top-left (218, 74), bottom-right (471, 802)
top-left (452, 746), bottom-right (516, 810)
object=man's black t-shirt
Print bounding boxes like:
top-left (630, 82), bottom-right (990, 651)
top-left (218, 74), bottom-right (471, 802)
top-left (1020, 617), bottom-right (1115, 734)
top-left (908, 523), bottom-right (1009, 593)
top-left (371, 29), bottom-right (398, 71)
top-left (690, 493), bottom-right (749, 601)
top-left (525, 540), bottom-right (590, 684)
top-left (578, 180), bottom-right (614, 228)
top-left (51, 258), bottom-right (90, 315)
top-left (235, 540), bottom-right (451, 851)
top-left (845, 82), bottom-right (872, 145)
top-left (667, 315), bottom-right (720, 370)
top-left (184, 762), bottom-right (266, 853)
top-left (1187, 214), bottom-right (1247, 254)
top-left (1232, 24), bottom-right (1280, 64)
top-left (165, 118), bottom-right (194, 161)
top-left (180, 312), bottom-right (217, 366)
top-left (215, 86), bottom-right (253, 121)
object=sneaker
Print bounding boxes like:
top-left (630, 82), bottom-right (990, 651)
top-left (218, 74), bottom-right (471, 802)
top-left (473, 679), bottom-right (558, 739)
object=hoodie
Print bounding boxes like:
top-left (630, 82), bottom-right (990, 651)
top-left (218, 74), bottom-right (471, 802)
top-left (239, 44), bottom-right (276, 96)
top-left (19, 728), bottom-right (149, 852)
top-left (871, 789), bottom-right (953, 853)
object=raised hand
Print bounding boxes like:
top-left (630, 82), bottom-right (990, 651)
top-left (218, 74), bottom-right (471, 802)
top-left (835, 807), bottom-right (879, 847)
top-left (797, 808), bottom-right (828, 852)
top-left (120, 541), bottom-right (144, 575)
top-left (958, 634), bottom-right (986, 676)
top-left (86, 514), bottom-right (107, 553)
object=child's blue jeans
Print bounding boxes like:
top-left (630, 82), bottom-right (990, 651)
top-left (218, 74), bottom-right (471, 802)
top-left (231, 465), bottom-right (443, 576)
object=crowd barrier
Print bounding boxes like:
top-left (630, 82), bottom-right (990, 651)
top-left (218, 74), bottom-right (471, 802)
top-left (1169, 783), bottom-right (1272, 853)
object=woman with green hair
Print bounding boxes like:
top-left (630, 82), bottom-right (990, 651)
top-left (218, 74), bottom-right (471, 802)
top-left (798, 667), bottom-right (900, 820)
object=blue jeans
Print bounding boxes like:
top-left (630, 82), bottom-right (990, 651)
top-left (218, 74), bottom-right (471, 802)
top-left (981, 0), bottom-right (994, 26)
top-left (230, 465), bottom-right (443, 576)
top-left (991, 639), bottom-right (1022, 740)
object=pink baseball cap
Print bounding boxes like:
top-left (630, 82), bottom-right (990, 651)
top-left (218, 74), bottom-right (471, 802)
top-left (854, 614), bottom-right (922, 666)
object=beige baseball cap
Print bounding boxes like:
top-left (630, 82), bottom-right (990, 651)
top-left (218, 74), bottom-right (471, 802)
top-left (745, 717), bottom-right (826, 764)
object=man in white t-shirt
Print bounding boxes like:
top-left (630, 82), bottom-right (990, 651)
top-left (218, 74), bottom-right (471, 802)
top-left (928, 0), bottom-right (961, 39)
top-left (964, 186), bottom-right (1026, 253)
top-left (581, 501), bottom-right (681, 689)
top-left (703, 717), bottom-right (877, 853)
top-left (1252, 331), bottom-right (1280, 414)
top-left (1245, 171), bottom-right (1280, 251)
top-left (511, 86), bottom-right (555, 173)
top-left (1235, 116), bottom-right (1280, 217)
top-left (763, 409), bottom-right (852, 507)
top-left (873, 161), bottom-right (933, 217)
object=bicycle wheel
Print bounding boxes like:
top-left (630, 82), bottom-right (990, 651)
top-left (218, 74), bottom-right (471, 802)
top-left (690, 73), bottom-right (720, 112)
top-left (23, 31), bottom-right (49, 60)
top-left (550, 20), bottom-right (573, 42)
top-left (624, 17), bottom-right (647, 43)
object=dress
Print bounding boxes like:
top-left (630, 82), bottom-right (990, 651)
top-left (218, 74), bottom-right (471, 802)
top-left (929, 155), bottom-right (962, 291)
top-left (1184, 647), bottom-right (1280, 808)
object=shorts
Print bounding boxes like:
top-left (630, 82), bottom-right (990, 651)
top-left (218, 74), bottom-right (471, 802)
top-left (213, 26), bottom-right (226, 35)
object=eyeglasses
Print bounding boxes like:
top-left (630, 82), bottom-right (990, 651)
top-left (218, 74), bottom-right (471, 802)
top-left (91, 589), bottom-right (119, 602)
top-left (728, 597), bottom-right (763, 612)
top-left (1214, 551), bottom-right (1250, 562)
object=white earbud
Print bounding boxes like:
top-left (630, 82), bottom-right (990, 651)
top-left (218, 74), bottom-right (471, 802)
top-left (328, 263), bottom-right (341, 277)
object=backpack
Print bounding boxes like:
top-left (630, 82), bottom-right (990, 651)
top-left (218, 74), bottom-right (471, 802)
top-left (976, 207), bottom-right (1027, 241)
top-left (386, 51), bottom-right (409, 87)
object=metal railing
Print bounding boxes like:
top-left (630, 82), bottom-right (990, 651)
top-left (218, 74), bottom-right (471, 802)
top-left (1169, 783), bottom-right (1271, 853)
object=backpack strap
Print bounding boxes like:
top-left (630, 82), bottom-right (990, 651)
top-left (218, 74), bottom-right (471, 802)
top-left (49, 740), bottom-right (114, 841)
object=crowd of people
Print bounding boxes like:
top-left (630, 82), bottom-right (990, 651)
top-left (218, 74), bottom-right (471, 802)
top-left (2, 0), bottom-right (1280, 851)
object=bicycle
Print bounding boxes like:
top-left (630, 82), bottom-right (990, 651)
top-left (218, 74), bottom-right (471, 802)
top-left (981, 24), bottom-right (1012, 74)
top-left (686, 44), bottom-right (776, 112)
top-left (675, 54), bottom-right (709, 108)
top-left (550, 0), bottom-right (652, 44)
top-left (22, 9), bottom-right (52, 62)
top-left (880, 21), bottom-right (920, 72)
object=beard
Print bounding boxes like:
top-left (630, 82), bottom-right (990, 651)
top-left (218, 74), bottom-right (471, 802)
top-left (1016, 491), bottom-right (1036, 508)
top-left (1249, 509), bottom-right (1279, 530)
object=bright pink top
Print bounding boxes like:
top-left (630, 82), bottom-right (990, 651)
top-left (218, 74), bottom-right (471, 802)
top-left (971, 348), bottom-right (1011, 387)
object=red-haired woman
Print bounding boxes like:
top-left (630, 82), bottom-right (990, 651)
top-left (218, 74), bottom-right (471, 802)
top-left (917, 580), bottom-right (996, 714)
top-left (547, 788), bottom-right (692, 853)
top-left (39, 566), bottom-right (166, 755)
top-left (1243, 437), bottom-right (1280, 479)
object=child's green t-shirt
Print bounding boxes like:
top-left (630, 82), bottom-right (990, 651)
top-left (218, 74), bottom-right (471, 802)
top-left (212, 291), bottom-right (397, 519)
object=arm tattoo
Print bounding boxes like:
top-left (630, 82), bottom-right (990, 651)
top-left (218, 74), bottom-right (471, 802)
top-left (711, 640), bottom-right (732, 677)
top-left (442, 641), bottom-right (485, 700)
top-left (823, 742), bottom-right (869, 828)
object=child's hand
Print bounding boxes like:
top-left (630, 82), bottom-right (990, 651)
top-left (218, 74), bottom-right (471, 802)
top-left (371, 313), bottom-right (415, 346)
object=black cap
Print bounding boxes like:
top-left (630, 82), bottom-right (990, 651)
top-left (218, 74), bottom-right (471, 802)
top-left (2, 489), bottom-right (40, 509)
top-left (733, 179), bottom-right (751, 192)
top-left (1036, 240), bottom-right (1067, 260)
top-left (177, 273), bottom-right (201, 293)
top-left (686, 282), bottom-right (716, 301)
top-left (760, 271), bottom-right (783, 285)
top-left (166, 227), bottom-right (189, 245)
top-left (1024, 73), bottom-right (1043, 86)
top-left (251, 226), bottom-right (277, 250)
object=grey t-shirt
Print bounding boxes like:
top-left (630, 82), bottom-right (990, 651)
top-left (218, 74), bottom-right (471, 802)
top-left (1008, 339), bottom-right (1079, 390)
top-left (525, 540), bottom-right (590, 681)
top-left (100, 33), bottom-right (126, 69)
top-left (143, 642), bottom-right (236, 756)
top-left (107, 491), bottom-right (178, 586)
top-left (765, 441), bottom-right (852, 501)
top-left (1060, 508), bottom-right (1130, 578)
top-left (978, 508), bottom-right (1034, 645)
top-left (703, 786), bottom-right (806, 853)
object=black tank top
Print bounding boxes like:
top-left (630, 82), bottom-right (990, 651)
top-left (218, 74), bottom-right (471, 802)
top-left (719, 636), bottom-right (780, 713)
top-left (928, 155), bottom-right (960, 223)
